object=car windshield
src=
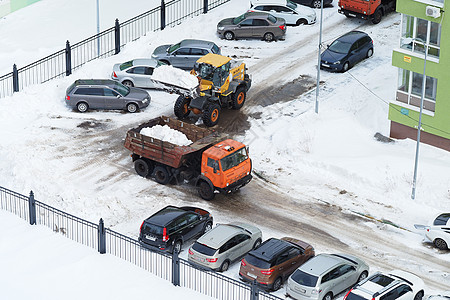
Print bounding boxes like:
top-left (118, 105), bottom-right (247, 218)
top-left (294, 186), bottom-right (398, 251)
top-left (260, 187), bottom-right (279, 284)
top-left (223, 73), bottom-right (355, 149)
top-left (192, 242), bottom-right (217, 256)
top-left (328, 40), bottom-right (352, 54)
top-left (233, 13), bottom-right (247, 25)
top-left (142, 223), bottom-right (163, 235)
top-left (290, 269), bottom-right (318, 287)
top-left (120, 61), bottom-right (133, 71)
top-left (244, 254), bottom-right (272, 269)
top-left (287, 0), bottom-right (297, 9)
top-left (114, 82), bottom-right (130, 96)
top-left (346, 293), bottom-right (368, 300)
top-left (267, 14), bottom-right (277, 23)
top-left (195, 63), bottom-right (216, 81)
top-left (434, 213), bottom-right (450, 225)
top-left (168, 42), bottom-right (181, 53)
top-left (221, 147), bottom-right (248, 172)
top-left (212, 44), bottom-right (220, 54)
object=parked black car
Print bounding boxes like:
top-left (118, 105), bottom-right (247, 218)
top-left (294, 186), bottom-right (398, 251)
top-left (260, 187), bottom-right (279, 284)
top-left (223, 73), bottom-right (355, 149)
top-left (290, 0), bottom-right (333, 9)
top-left (139, 206), bottom-right (213, 253)
top-left (320, 31), bottom-right (373, 72)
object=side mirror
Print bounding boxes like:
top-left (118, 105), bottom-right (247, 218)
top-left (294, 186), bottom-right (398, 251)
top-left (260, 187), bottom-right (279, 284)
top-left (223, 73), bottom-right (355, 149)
top-left (237, 24), bottom-right (241, 28)
top-left (116, 94), bottom-right (121, 98)
top-left (246, 146), bottom-right (249, 155)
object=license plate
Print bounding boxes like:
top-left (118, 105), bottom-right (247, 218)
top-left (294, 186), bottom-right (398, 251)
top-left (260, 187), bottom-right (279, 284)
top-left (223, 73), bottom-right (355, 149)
top-left (247, 272), bottom-right (257, 279)
top-left (193, 256), bottom-right (205, 262)
top-left (322, 63), bottom-right (330, 67)
top-left (145, 235), bottom-right (156, 241)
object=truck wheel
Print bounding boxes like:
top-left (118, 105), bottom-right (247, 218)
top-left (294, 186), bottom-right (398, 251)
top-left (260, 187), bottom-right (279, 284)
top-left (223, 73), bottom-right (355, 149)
top-left (154, 166), bottom-right (170, 185)
top-left (174, 95), bottom-right (191, 119)
top-left (134, 159), bottom-right (153, 178)
top-left (198, 181), bottom-right (215, 201)
top-left (202, 104), bottom-right (221, 127)
top-left (372, 9), bottom-right (382, 24)
top-left (231, 87), bottom-right (246, 110)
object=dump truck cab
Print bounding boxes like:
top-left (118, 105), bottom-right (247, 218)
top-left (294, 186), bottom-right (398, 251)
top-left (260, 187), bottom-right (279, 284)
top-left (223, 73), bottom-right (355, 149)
top-left (174, 53), bottom-right (251, 127)
top-left (197, 139), bottom-right (252, 200)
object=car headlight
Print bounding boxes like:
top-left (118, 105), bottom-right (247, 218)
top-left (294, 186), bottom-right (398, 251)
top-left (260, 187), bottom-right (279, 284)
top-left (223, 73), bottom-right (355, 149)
top-left (333, 61), bottom-right (341, 64)
top-left (151, 54), bottom-right (156, 58)
top-left (217, 26), bottom-right (225, 30)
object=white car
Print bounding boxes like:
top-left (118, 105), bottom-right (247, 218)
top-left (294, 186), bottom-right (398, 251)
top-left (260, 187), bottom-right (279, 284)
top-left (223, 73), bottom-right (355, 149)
top-left (344, 270), bottom-right (425, 300)
top-left (111, 58), bottom-right (165, 88)
top-left (249, 0), bottom-right (316, 26)
top-left (426, 291), bottom-right (450, 300)
top-left (414, 213), bottom-right (450, 250)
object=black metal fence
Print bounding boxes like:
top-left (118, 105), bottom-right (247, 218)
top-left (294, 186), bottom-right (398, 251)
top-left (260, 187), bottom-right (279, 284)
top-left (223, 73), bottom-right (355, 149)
top-left (0, 186), bottom-right (284, 300)
top-left (0, 0), bottom-right (230, 99)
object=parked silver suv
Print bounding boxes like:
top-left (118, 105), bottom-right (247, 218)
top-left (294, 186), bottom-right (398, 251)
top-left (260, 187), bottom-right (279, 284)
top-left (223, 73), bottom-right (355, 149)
top-left (287, 253), bottom-right (369, 300)
top-left (151, 39), bottom-right (221, 70)
top-left (188, 222), bottom-right (262, 272)
top-left (65, 79), bottom-right (150, 113)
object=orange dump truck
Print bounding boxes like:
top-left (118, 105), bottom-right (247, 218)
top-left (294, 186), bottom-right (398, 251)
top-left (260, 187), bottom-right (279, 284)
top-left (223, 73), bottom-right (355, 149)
top-left (338, 0), bottom-right (395, 24)
top-left (124, 116), bottom-right (252, 200)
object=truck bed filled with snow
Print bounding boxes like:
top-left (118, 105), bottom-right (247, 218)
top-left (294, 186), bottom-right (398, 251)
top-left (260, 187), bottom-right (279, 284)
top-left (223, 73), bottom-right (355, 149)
top-left (151, 65), bottom-right (199, 90)
top-left (140, 125), bottom-right (193, 146)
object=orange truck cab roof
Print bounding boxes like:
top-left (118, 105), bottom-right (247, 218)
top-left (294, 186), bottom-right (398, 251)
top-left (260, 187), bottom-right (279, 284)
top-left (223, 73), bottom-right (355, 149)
top-left (203, 139), bottom-right (246, 160)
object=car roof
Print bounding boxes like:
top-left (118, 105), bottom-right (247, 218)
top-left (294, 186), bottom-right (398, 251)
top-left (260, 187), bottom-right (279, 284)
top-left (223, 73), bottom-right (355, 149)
top-left (196, 223), bottom-right (249, 249)
top-left (179, 39), bottom-right (216, 49)
top-left (245, 11), bottom-right (275, 19)
top-left (299, 253), bottom-right (357, 276)
top-left (144, 206), bottom-right (188, 227)
top-left (131, 58), bottom-right (158, 67)
top-left (73, 79), bottom-right (117, 87)
top-left (337, 31), bottom-right (370, 43)
top-left (249, 238), bottom-right (294, 261)
top-left (251, 0), bottom-right (287, 5)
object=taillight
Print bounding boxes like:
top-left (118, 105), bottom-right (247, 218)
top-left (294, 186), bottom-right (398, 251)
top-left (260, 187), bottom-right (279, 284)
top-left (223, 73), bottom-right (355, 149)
top-left (139, 221), bottom-right (144, 232)
top-left (162, 227), bottom-right (169, 242)
top-left (189, 248), bottom-right (193, 255)
top-left (344, 288), bottom-right (353, 300)
top-left (279, 25), bottom-right (286, 31)
top-left (261, 269), bottom-right (274, 275)
top-left (241, 259), bottom-right (247, 266)
top-left (65, 95), bottom-right (70, 101)
top-left (112, 71), bottom-right (117, 78)
top-left (427, 228), bottom-right (430, 232)
top-left (206, 258), bottom-right (218, 263)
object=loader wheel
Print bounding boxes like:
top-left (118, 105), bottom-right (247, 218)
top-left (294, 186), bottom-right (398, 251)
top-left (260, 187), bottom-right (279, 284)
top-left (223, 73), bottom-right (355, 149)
top-left (198, 181), bottom-right (215, 201)
top-left (134, 159), bottom-right (153, 178)
top-left (202, 104), bottom-right (221, 127)
top-left (174, 95), bottom-right (191, 119)
top-left (231, 87), bottom-right (246, 110)
top-left (154, 166), bottom-right (170, 185)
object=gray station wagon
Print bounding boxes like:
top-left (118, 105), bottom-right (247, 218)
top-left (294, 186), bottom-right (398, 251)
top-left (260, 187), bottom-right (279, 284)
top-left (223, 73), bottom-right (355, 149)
top-left (217, 12), bottom-right (286, 42)
top-left (65, 79), bottom-right (150, 113)
top-left (151, 39), bottom-right (221, 70)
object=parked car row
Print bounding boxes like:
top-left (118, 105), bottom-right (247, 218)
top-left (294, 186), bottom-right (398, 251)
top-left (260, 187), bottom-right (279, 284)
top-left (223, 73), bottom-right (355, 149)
top-left (138, 205), bottom-right (428, 300)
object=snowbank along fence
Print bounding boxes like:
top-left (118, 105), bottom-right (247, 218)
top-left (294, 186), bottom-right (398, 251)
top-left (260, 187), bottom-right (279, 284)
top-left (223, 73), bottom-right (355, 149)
top-left (0, 0), bottom-right (230, 99)
top-left (0, 186), bottom-right (283, 300)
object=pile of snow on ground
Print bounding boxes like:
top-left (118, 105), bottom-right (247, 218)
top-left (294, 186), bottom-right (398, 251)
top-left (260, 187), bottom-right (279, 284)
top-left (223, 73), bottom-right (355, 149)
top-left (151, 65), bottom-right (199, 89)
top-left (140, 125), bottom-right (192, 146)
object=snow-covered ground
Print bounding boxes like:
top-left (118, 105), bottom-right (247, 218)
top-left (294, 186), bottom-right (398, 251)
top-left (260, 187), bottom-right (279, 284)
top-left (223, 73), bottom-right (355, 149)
top-left (1, 0), bottom-right (449, 298)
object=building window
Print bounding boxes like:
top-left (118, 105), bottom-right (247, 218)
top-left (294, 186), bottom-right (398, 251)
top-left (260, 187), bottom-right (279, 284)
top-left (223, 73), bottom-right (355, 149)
top-left (397, 68), bottom-right (437, 112)
top-left (400, 15), bottom-right (441, 59)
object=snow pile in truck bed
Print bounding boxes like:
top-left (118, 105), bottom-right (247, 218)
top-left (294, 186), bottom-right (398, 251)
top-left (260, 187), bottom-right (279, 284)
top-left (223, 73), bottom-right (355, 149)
top-left (140, 125), bottom-right (192, 146)
top-left (151, 65), bottom-right (199, 90)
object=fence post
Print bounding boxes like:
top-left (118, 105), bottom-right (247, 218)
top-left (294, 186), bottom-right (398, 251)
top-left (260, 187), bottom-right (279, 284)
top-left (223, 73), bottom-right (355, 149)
top-left (161, 0), bottom-right (166, 30)
top-left (172, 249), bottom-right (180, 286)
top-left (251, 279), bottom-right (259, 300)
top-left (203, 0), bottom-right (208, 13)
top-left (98, 218), bottom-right (106, 254)
top-left (28, 191), bottom-right (36, 225)
top-left (12, 64), bottom-right (19, 92)
top-left (114, 19), bottom-right (121, 55)
top-left (65, 41), bottom-right (72, 76)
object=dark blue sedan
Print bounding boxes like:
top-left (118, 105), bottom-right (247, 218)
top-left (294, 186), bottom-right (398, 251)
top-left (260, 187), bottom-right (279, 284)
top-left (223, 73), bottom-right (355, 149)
top-left (320, 31), bottom-right (373, 72)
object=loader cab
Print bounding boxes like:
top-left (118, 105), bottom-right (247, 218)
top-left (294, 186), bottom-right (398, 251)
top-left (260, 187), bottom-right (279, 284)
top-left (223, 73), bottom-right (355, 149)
top-left (193, 53), bottom-right (232, 92)
top-left (201, 139), bottom-right (252, 189)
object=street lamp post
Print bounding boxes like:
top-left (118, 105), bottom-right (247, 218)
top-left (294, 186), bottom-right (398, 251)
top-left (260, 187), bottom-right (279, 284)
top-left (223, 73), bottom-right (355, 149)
top-left (314, 0), bottom-right (324, 114)
top-left (411, 37), bottom-right (428, 200)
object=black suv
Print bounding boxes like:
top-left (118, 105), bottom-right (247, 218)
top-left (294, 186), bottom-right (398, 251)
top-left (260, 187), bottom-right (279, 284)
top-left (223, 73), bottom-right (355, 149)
top-left (139, 206), bottom-right (213, 253)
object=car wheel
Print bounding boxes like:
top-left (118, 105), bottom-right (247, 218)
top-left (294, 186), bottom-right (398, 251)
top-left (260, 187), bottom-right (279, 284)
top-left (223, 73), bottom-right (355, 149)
top-left (134, 159), bottom-right (153, 178)
top-left (357, 271), bottom-right (368, 282)
top-left (323, 292), bottom-right (333, 300)
top-left (153, 166), bottom-right (170, 185)
top-left (414, 291), bottom-right (424, 300)
top-left (202, 103), bottom-right (221, 127)
top-left (127, 103), bottom-right (138, 113)
top-left (253, 238), bottom-right (262, 249)
top-left (203, 222), bottom-right (213, 233)
top-left (231, 87), bottom-right (246, 109)
top-left (198, 181), bottom-right (215, 201)
top-left (366, 48), bottom-right (374, 58)
top-left (160, 60), bottom-right (170, 65)
top-left (342, 62), bottom-right (349, 72)
top-left (173, 240), bottom-right (182, 254)
top-left (224, 31), bottom-right (235, 41)
top-left (372, 8), bottom-right (382, 24)
top-left (174, 95), bottom-right (191, 119)
top-left (312, 0), bottom-right (322, 8)
top-left (272, 277), bottom-right (283, 291)
top-left (219, 260), bottom-right (230, 272)
top-left (296, 19), bottom-right (308, 26)
top-left (122, 80), bottom-right (134, 87)
top-left (434, 238), bottom-right (448, 250)
top-left (76, 102), bottom-right (89, 113)
top-left (264, 32), bottom-right (275, 42)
